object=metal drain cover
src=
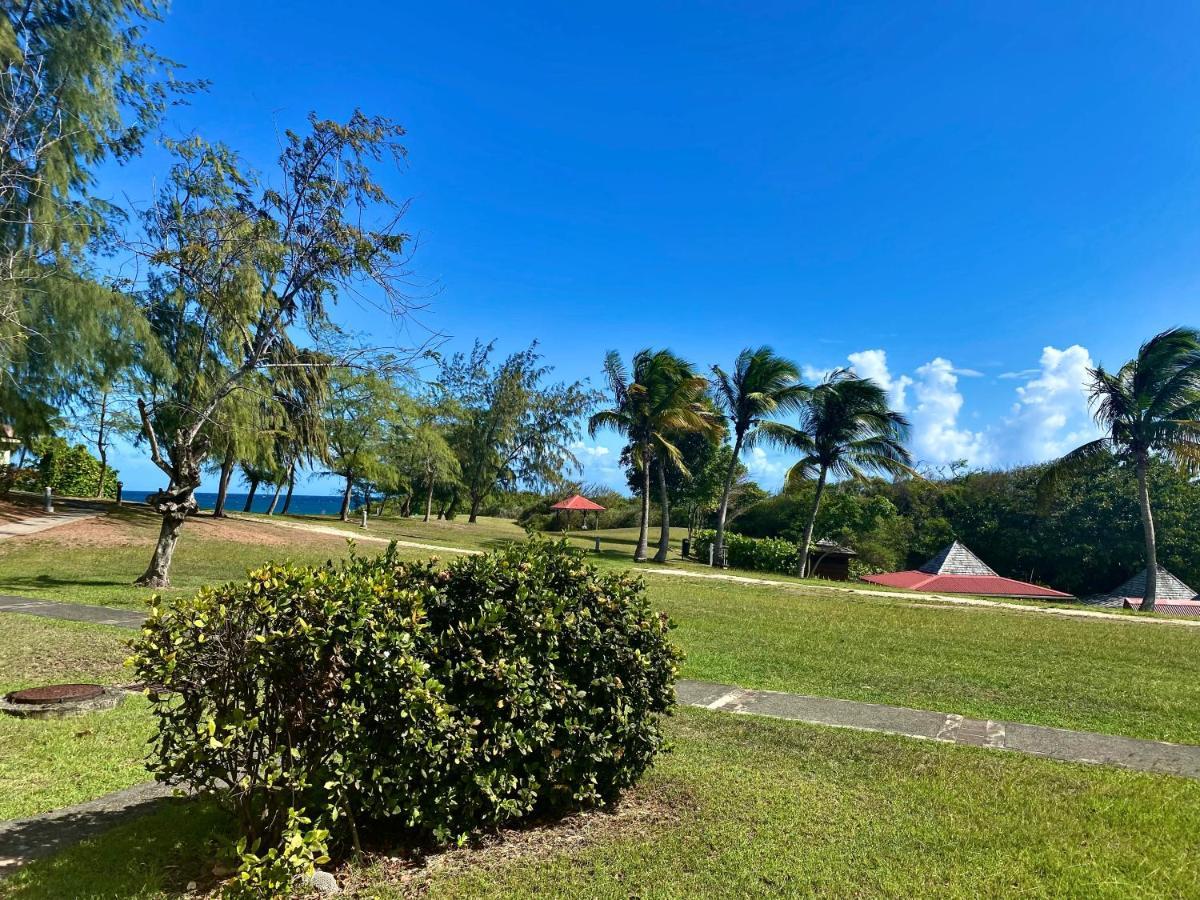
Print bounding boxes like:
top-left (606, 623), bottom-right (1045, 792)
top-left (6, 683), bottom-right (106, 705)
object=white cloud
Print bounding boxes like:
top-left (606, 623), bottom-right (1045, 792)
top-left (847, 349), bottom-right (913, 412)
top-left (570, 441), bottom-right (611, 460)
top-left (999, 345), bottom-right (1099, 463)
top-left (908, 357), bottom-right (992, 467)
top-left (747, 446), bottom-right (788, 480)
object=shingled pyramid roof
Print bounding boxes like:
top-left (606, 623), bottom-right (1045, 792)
top-left (861, 539), bottom-right (1072, 599)
top-left (917, 540), bottom-right (998, 576)
top-left (1100, 566), bottom-right (1197, 603)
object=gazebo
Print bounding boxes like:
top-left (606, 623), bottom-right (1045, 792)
top-left (549, 494), bottom-right (605, 532)
top-left (1087, 566), bottom-right (1200, 617)
top-left (862, 540), bottom-right (1073, 600)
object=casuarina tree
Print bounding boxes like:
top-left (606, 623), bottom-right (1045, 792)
top-left (130, 112), bottom-right (416, 586)
top-left (710, 346), bottom-right (807, 564)
top-left (1039, 327), bottom-right (1200, 611)
top-left (767, 370), bottom-right (913, 578)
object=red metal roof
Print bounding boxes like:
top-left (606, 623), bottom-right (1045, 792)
top-left (1122, 597), bottom-right (1200, 617)
top-left (862, 570), bottom-right (1073, 599)
top-left (549, 494), bottom-right (606, 511)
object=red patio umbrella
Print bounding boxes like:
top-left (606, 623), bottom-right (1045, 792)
top-left (549, 494), bottom-right (605, 531)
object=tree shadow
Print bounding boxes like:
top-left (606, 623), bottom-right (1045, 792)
top-left (1, 796), bottom-right (224, 899)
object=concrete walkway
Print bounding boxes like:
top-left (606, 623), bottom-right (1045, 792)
top-left (0, 509), bottom-right (97, 542)
top-left (0, 595), bottom-right (145, 628)
top-left (677, 680), bottom-right (1200, 779)
top-left (0, 783), bottom-right (176, 874)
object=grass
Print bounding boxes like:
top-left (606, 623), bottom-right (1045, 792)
top-left (3, 509), bottom-right (1200, 742)
top-left (0, 506), bottom-right (386, 610)
top-left (5, 708), bottom-right (1199, 898)
top-left (0, 614), bottom-right (154, 820)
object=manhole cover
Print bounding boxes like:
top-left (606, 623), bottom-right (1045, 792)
top-left (6, 683), bottom-right (105, 705)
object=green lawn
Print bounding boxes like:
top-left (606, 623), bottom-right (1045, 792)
top-left (0, 506), bottom-right (382, 609)
top-left (3, 509), bottom-right (1200, 742)
top-left (0, 614), bottom-right (154, 820)
top-left (6, 708), bottom-right (1198, 898)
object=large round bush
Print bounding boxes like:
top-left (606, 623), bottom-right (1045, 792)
top-left (132, 539), bottom-right (679, 891)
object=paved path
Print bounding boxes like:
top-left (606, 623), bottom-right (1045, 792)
top-left (0, 783), bottom-right (176, 874)
top-left (0, 595), bottom-right (145, 628)
top-left (0, 509), bottom-right (97, 542)
top-left (227, 514), bottom-right (483, 555)
top-left (677, 680), bottom-right (1200, 779)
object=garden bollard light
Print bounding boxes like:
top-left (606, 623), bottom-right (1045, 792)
top-left (43, 485), bottom-right (52, 513)
top-left (594, 536), bottom-right (601, 553)
top-left (116, 481), bottom-right (123, 506)
top-left (360, 507), bottom-right (368, 529)
top-left (708, 544), bottom-right (714, 567)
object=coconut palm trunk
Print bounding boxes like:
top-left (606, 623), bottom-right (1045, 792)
top-left (713, 432), bottom-right (743, 563)
top-left (797, 465), bottom-right (828, 578)
top-left (1135, 456), bottom-right (1159, 611)
top-left (654, 459), bottom-right (671, 562)
top-left (636, 450), bottom-right (651, 562)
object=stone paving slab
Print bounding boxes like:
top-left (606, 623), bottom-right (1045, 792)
top-left (677, 679), bottom-right (1200, 779)
top-left (0, 595), bottom-right (145, 629)
top-left (0, 782), bottom-right (176, 874)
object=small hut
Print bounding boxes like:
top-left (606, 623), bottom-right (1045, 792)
top-left (1087, 566), bottom-right (1200, 617)
top-left (807, 539), bottom-right (857, 581)
top-left (549, 494), bottom-right (605, 531)
top-left (862, 540), bottom-right (1072, 600)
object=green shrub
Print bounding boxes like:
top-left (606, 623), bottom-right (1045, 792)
top-left (691, 529), bottom-right (802, 575)
top-left (132, 539), bottom-right (679, 895)
top-left (31, 436), bottom-right (118, 498)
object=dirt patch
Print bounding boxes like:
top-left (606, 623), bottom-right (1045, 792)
top-left (28, 512), bottom-right (354, 551)
top-left (340, 783), bottom-right (693, 897)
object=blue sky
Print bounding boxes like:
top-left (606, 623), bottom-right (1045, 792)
top-left (100, 1), bottom-right (1200, 493)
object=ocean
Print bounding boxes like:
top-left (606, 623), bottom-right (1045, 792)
top-left (122, 490), bottom-right (345, 517)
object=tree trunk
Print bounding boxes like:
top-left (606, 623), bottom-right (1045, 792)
top-left (797, 465), bottom-right (828, 579)
top-left (94, 391), bottom-right (109, 498)
top-left (654, 458), bottom-right (671, 562)
top-left (339, 475), bottom-right (354, 521)
top-left (713, 431), bottom-right (743, 564)
top-left (136, 486), bottom-right (199, 587)
top-left (424, 477), bottom-right (434, 523)
top-left (1136, 456), bottom-right (1158, 612)
top-left (468, 494), bottom-right (482, 523)
top-left (213, 449), bottom-right (235, 517)
top-left (635, 447), bottom-right (650, 562)
top-left (242, 478), bottom-right (260, 513)
top-left (281, 469), bottom-right (296, 516)
top-left (266, 480), bottom-right (283, 515)
top-left (96, 449), bottom-right (108, 499)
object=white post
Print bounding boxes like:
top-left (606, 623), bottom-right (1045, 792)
top-left (360, 507), bottom-right (368, 529)
top-left (43, 485), bottom-right (53, 513)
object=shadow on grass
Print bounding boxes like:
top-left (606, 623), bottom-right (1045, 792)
top-left (0, 575), bottom-right (136, 591)
top-left (2, 798), bottom-right (226, 899)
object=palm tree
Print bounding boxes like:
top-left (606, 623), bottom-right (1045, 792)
top-left (767, 370), bottom-right (913, 577)
top-left (1039, 328), bottom-right (1200, 612)
top-left (711, 347), bottom-right (807, 564)
top-left (590, 349), bottom-right (720, 562)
